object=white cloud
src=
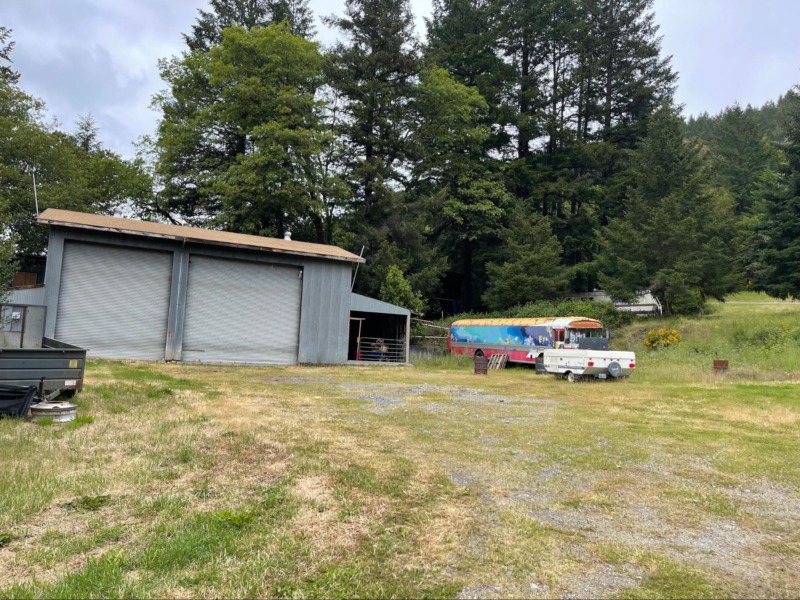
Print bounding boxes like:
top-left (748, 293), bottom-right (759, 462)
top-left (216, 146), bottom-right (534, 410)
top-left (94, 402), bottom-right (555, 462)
top-left (3, 0), bottom-right (798, 157)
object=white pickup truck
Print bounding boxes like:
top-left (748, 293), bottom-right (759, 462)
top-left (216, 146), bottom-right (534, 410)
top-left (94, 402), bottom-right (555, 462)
top-left (542, 349), bottom-right (636, 382)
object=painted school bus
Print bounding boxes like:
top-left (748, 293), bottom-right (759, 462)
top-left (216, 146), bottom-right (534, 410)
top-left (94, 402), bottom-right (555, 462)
top-left (448, 317), bottom-right (607, 364)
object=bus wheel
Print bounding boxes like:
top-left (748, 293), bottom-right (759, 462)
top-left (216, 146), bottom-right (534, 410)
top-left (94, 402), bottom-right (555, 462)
top-left (565, 371), bottom-right (577, 383)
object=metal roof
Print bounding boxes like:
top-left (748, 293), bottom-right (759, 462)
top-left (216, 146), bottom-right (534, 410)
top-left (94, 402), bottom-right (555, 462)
top-left (351, 293), bottom-right (410, 316)
top-left (37, 209), bottom-right (365, 264)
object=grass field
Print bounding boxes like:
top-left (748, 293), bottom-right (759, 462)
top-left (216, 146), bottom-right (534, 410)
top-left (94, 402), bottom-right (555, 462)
top-left (1, 301), bottom-right (798, 598)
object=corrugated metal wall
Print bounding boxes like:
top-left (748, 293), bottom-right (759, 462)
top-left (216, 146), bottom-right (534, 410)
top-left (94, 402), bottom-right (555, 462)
top-left (297, 261), bottom-right (351, 364)
top-left (5, 287), bottom-right (46, 306)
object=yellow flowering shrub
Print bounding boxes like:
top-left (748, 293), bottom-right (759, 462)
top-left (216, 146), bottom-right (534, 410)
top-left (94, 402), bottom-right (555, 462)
top-left (644, 327), bottom-right (682, 349)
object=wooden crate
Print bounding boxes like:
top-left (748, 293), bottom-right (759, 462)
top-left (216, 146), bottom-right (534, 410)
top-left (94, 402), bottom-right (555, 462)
top-left (488, 354), bottom-right (508, 370)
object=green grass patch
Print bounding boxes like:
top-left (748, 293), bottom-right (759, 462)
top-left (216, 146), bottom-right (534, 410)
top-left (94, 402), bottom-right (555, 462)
top-left (615, 555), bottom-right (721, 599)
top-left (64, 414), bottom-right (94, 430)
top-left (63, 494), bottom-right (112, 512)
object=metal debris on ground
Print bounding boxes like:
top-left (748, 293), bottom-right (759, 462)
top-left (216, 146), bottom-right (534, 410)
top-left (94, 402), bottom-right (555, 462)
top-left (30, 401), bottom-right (78, 423)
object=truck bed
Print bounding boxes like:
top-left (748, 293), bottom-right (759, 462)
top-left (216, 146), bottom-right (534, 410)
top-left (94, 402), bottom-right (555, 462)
top-left (0, 337), bottom-right (87, 397)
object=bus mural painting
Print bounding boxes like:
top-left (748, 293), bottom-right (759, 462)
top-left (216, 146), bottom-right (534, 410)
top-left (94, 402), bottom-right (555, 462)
top-left (448, 317), bottom-right (608, 364)
top-left (448, 316), bottom-right (636, 381)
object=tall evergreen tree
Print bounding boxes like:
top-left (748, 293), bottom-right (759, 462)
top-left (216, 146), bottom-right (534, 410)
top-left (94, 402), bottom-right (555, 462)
top-left (751, 89), bottom-right (800, 299)
top-left (267, 0), bottom-right (316, 37)
top-left (324, 0), bottom-right (422, 291)
top-left (708, 104), bottom-right (777, 214)
top-left (426, 0), bottom-right (512, 152)
top-left (596, 102), bottom-right (741, 314)
top-left (581, 0), bottom-right (676, 147)
top-left (411, 67), bottom-right (509, 310)
top-left (483, 210), bottom-right (569, 310)
top-left (0, 26), bottom-right (19, 84)
top-left (184, 0), bottom-right (272, 51)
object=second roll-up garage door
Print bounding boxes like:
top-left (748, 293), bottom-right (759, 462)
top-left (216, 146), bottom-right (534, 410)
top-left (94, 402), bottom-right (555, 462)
top-left (181, 255), bottom-right (302, 364)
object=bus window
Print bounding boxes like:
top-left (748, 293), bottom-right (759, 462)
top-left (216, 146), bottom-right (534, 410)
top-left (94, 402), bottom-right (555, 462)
top-left (554, 329), bottom-right (565, 347)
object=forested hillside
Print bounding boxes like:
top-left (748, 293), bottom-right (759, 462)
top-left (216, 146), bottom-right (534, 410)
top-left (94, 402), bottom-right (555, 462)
top-left (1, 0), bottom-right (799, 315)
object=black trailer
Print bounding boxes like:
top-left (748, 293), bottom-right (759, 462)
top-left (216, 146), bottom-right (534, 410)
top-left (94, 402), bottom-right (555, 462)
top-left (0, 337), bottom-right (87, 404)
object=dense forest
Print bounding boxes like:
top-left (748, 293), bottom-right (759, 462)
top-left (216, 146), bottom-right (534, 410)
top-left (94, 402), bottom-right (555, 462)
top-left (1, 0), bottom-right (799, 316)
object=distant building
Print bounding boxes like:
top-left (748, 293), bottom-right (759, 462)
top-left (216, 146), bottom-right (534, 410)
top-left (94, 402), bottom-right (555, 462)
top-left (571, 289), bottom-right (662, 316)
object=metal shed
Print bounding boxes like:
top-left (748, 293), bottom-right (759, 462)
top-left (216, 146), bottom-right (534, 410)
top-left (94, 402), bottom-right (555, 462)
top-left (38, 209), bottom-right (364, 365)
top-left (349, 293), bottom-right (411, 364)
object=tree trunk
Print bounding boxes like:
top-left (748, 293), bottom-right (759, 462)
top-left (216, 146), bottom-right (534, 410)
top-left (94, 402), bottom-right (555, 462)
top-left (461, 241), bottom-right (473, 311)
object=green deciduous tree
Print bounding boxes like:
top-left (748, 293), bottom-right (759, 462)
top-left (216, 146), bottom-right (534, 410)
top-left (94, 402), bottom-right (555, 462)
top-left (0, 58), bottom-right (150, 258)
top-left (379, 264), bottom-right (424, 312)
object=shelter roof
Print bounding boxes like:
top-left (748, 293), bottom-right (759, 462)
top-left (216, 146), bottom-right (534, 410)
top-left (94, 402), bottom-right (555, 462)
top-left (351, 293), bottom-right (410, 317)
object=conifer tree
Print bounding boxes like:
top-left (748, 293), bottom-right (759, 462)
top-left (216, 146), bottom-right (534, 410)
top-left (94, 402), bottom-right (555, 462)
top-left (752, 89), bottom-right (800, 299)
top-left (709, 104), bottom-right (777, 214)
top-left (596, 102), bottom-right (740, 314)
top-left (324, 0), bottom-right (422, 293)
top-left (483, 210), bottom-right (569, 310)
top-left (184, 0), bottom-right (272, 51)
top-left (0, 27), bottom-right (19, 84)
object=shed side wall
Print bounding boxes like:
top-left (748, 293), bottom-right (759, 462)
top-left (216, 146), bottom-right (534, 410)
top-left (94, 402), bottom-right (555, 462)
top-left (298, 261), bottom-right (351, 364)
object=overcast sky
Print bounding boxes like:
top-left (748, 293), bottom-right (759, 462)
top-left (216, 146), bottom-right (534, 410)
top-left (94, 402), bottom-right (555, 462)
top-left (3, 0), bottom-right (799, 159)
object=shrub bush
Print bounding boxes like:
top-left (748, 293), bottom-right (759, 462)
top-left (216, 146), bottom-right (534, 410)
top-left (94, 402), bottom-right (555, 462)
top-left (644, 327), bottom-right (682, 350)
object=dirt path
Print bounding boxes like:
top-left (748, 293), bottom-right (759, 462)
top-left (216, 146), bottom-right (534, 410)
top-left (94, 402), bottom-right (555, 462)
top-left (342, 381), bottom-right (800, 598)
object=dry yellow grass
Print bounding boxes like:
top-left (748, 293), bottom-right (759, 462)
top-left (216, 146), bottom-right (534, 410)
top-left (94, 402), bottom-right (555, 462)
top-left (0, 345), bottom-right (798, 598)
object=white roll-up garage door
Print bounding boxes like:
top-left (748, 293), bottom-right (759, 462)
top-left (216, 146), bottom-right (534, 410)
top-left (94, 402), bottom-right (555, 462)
top-left (182, 255), bottom-right (302, 364)
top-left (56, 242), bottom-right (173, 359)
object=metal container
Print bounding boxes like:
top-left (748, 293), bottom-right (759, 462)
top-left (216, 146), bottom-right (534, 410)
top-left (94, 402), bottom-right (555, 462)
top-left (474, 354), bottom-right (489, 375)
top-left (30, 401), bottom-right (78, 423)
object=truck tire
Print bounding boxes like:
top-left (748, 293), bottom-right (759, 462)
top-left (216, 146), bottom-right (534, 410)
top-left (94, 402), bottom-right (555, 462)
top-left (608, 361), bottom-right (622, 378)
top-left (566, 371), bottom-right (577, 383)
top-left (474, 349), bottom-right (485, 358)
